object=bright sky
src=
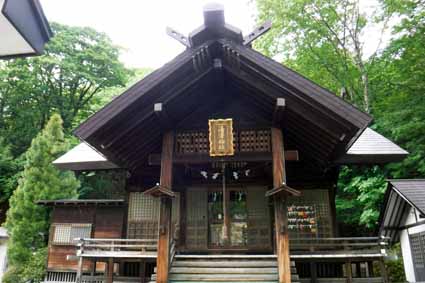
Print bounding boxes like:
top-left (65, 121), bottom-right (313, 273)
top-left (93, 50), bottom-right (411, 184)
top-left (40, 0), bottom-right (257, 69)
top-left (40, 0), bottom-right (392, 70)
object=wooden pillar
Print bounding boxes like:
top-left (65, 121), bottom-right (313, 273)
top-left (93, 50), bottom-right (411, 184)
top-left (76, 257), bottom-right (83, 283)
top-left (106, 258), bottom-right (114, 283)
top-left (346, 260), bottom-right (353, 283)
top-left (310, 262), bottom-right (318, 283)
top-left (271, 127), bottom-right (291, 283)
top-left (156, 131), bottom-right (174, 283)
top-left (379, 258), bottom-right (389, 283)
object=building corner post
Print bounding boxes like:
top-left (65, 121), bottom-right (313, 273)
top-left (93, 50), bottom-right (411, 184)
top-left (156, 131), bottom-right (174, 283)
top-left (271, 127), bottom-right (291, 283)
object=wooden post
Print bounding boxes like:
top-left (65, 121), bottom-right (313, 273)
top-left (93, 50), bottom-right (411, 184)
top-left (379, 258), bottom-right (389, 283)
top-left (346, 260), bottom-right (353, 283)
top-left (156, 131), bottom-right (174, 283)
top-left (107, 258), bottom-right (114, 283)
top-left (310, 262), bottom-right (318, 283)
top-left (271, 127), bottom-right (291, 283)
top-left (76, 256), bottom-right (83, 283)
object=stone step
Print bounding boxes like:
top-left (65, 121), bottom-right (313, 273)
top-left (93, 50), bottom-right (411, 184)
top-left (170, 267), bottom-right (278, 274)
top-left (172, 260), bottom-right (278, 267)
top-left (175, 254), bottom-right (278, 259)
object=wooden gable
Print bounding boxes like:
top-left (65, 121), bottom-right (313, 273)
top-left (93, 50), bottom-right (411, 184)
top-left (74, 7), bottom-right (372, 172)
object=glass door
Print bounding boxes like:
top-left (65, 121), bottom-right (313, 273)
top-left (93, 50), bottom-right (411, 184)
top-left (207, 188), bottom-right (248, 249)
top-left (229, 190), bottom-right (248, 247)
top-left (208, 190), bottom-right (224, 247)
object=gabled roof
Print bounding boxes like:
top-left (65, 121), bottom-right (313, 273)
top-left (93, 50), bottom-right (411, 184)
top-left (74, 4), bottom-right (376, 172)
top-left (53, 142), bottom-right (118, 171)
top-left (337, 128), bottom-right (408, 164)
top-left (379, 180), bottom-right (425, 242)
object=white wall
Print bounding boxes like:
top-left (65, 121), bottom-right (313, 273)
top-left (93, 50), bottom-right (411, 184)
top-left (400, 207), bottom-right (425, 283)
top-left (0, 238), bottom-right (7, 283)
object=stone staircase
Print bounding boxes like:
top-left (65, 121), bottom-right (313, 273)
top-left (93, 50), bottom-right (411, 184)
top-left (150, 254), bottom-right (300, 282)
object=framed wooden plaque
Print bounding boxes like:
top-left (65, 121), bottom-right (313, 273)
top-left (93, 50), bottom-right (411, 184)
top-left (208, 118), bottom-right (234, 156)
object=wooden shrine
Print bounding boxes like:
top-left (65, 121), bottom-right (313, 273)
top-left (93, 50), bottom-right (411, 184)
top-left (40, 3), bottom-right (409, 283)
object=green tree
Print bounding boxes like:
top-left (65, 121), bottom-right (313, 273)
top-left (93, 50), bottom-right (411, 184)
top-left (255, 0), bottom-right (390, 112)
top-left (4, 114), bottom-right (79, 281)
top-left (254, 0), bottom-right (424, 232)
top-left (371, 0), bottom-right (425, 178)
top-left (0, 23), bottom-right (131, 156)
top-left (336, 166), bottom-right (387, 231)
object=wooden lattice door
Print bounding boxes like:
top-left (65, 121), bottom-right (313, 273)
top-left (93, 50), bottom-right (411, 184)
top-left (186, 187), bottom-right (208, 250)
top-left (246, 186), bottom-right (272, 250)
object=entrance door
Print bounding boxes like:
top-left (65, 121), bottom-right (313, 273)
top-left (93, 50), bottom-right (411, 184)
top-left (186, 187), bottom-right (208, 249)
top-left (207, 188), bottom-right (249, 248)
top-left (186, 186), bottom-right (271, 251)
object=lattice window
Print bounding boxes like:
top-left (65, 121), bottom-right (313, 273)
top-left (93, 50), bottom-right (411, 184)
top-left (128, 192), bottom-right (160, 222)
top-left (52, 224), bottom-right (91, 245)
top-left (128, 192), bottom-right (160, 239)
top-left (175, 129), bottom-right (271, 154)
top-left (410, 233), bottom-right (425, 266)
top-left (288, 190), bottom-right (332, 239)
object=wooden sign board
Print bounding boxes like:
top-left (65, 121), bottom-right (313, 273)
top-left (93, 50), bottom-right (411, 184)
top-left (208, 119), bottom-right (234, 156)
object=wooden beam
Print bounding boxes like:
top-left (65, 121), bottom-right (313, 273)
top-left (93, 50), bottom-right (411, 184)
top-left (271, 127), bottom-right (291, 283)
top-left (154, 103), bottom-right (172, 130)
top-left (273, 98), bottom-right (286, 127)
top-left (166, 27), bottom-right (191, 48)
top-left (156, 131), bottom-right (174, 283)
top-left (148, 150), bottom-right (299, 165)
top-left (243, 20), bottom-right (272, 46)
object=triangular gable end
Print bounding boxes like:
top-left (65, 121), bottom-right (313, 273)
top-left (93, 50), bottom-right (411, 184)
top-left (74, 4), bottom-right (373, 172)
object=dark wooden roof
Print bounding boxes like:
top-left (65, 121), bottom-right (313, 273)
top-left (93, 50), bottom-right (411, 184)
top-left (379, 180), bottom-right (425, 242)
top-left (74, 5), bottom-right (373, 172)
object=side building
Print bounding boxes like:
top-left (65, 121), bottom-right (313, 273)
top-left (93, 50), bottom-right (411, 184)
top-left (379, 180), bottom-right (425, 283)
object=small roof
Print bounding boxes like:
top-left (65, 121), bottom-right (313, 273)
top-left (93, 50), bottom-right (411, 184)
top-left (53, 142), bottom-right (118, 171)
top-left (379, 180), bottom-right (425, 242)
top-left (337, 128), bottom-right (408, 164)
top-left (1, 0), bottom-right (52, 58)
top-left (388, 179), bottom-right (425, 214)
top-left (37, 199), bottom-right (125, 206)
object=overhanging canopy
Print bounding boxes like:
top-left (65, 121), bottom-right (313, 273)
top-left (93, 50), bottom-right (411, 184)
top-left (0, 0), bottom-right (52, 58)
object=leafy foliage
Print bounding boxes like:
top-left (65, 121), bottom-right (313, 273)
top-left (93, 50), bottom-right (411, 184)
top-left (0, 23), bottom-right (131, 156)
top-left (78, 170), bottom-right (127, 199)
top-left (336, 166), bottom-right (387, 231)
top-left (255, 0), bottom-right (425, 231)
top-left (4, 114), bottom-right (79, 279)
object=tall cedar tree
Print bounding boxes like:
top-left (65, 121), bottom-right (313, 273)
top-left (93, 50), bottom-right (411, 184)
top-left (4, 114), bottom-right (79, 267)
